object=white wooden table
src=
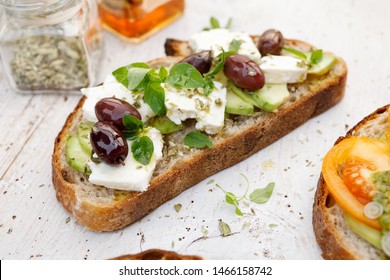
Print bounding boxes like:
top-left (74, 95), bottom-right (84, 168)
top-left (1, 0), bottom-right (389, 260)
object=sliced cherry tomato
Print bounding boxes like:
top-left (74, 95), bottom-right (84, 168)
top-left (342, 157), bottom-right (375, 204)
top-left (322, 137), bottom-right (390, 230)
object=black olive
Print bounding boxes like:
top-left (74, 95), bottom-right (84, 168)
top-left (90, 121), bottom-right (128, 165)
top-left (258, 29), bottom-right (284, 56)
top-left (223, 54), bottom-right (265, 91)
top-left (181, 51), bottom-right (212, 74)
top-left (95, 97), bottom-right (141, 130)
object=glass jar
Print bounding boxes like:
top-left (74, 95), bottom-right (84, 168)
top-left (0, 0), bottom-right (103, 94)
top-left (98, 0), bottom-right (184, 42)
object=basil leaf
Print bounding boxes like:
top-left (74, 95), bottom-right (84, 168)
top-left (310, 49), bottom-right (323, 65)
top-left (225, 192), bottom-right (236, 205)
top-left (112, 62), bottom-right (150, 90)
top-left (130, 62), bottom-right (150, 69)
top-left (184, 131), bottom-right (213, 148)
top-left (131, 136), bottom-right (154, 165)
top-left (282, 47), bottom-right (307, 60)
top-left (203, 78), bottom-right (215, 96)
top-left (159, 66), bottom-right (168, 82)
top-left (235, 206), bottom-right (243, 216)
top-left (210, 17), bottom-right (220, 29)
top-left (112, 66), bottom-right (130, 88)
top-left (249, 182), bottom-right (275, 204)
top-left (122, 131), bottom-right (138, 140)
top-left (148, 70), bottom-right (162, 83)
top-left (205, 49), bottom-right (235, 78)
top-left (127, 67), bottom-right (152, 90)
top-left (144, 82), bottom-right (166, 116)
top-left (203, 17), bottom-right (232, 31)
top-left (123, 114), bottom-right (144, 135)
top-left (229, 39), bottom-right (242, 53)
top-left (225, 18), bottom-right (233, 29)
top-left (167, 62), bottom-right (206, 89)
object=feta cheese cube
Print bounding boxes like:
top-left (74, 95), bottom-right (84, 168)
top-left (164, 82), bottom-right (226, 134)
top-left (259, 55), bottom-right (308, 83)
top-left (189, 28), bottom-right (261, 63)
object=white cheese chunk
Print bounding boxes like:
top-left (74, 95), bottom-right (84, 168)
top-left (81, 75), bottom-right (155, 123)
top-left (259, 55), bottom-right (308, 83)
top-left (164, 82), bottom-right (226, 134)
top-left (87, 128), bottom-right (163, 191)
top-left (189, 28), bottom-right (261, 63)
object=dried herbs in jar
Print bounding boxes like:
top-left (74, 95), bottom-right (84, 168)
top-left (0, 0), bottom-right (103, 94)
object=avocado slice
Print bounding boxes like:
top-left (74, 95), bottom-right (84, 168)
top-left (282, 49), bottom-right (337, 76)
top-left (225, 90), bottom-right (254, 116)
top-left (66, 135), bottom-right (91, 174)
top-left (229, 82), bottom-right (259, 107)
top-left (148, 116), bottom-right (184, 134)
top-left (252, 84), bottom-right (289, 112)
top-left (308, 53), bottom-right (337, 76)
top-left (344, 212), bottom-right (382, 250)
top-left (77, 122), bottom-right (93, 154)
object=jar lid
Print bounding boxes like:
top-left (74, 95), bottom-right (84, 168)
top-left (0, 0), bottom-right (83, 26)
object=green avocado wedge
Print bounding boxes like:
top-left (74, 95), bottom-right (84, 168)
top-left (344, 212), bottom-right (383, 250)
top-left (77, 122), bottom-right (93, 154)
top-left (308, 53), bottom-right (337, 76)
top-left (66, 135), bottom-right (91, 174)
top-left (252, 84), bottom-right (290, 112)
top-left (147, 116), bottom-right (184, 134)
top-left (229, 82), bottom-right (259, 107)
top-left (225, 90), bottom-right (254, 116)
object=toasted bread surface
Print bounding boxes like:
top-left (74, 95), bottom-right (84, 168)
top-left (110, 249), bottom-right (202, 260)
top-left (52, 38), bottom-right (347, 232)
top-left (313, 105), bottom-right (389, 260)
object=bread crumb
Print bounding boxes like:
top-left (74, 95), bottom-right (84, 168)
top-left (298, 133), bottom-right (308, 143)
top-left (262, 159), bottom-right (276, 169)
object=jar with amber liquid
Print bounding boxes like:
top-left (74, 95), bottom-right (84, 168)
top-left (98, 0), bottom-right (184, 42)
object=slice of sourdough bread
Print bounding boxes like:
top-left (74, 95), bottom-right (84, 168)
top-left (52, 39), bottom-right (347, 232)
top-left (110, 249), bottom-right (202, 260)
top-left (313, 105), bottom-right (389, 259)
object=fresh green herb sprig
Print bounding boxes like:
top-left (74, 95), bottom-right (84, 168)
top-left (216, 174), bottom-right (275, 216)
top-left (203, 17), bottom-right (233, 31)
top-left (206, 49), bottom-right (234, 78)
top-left (166, 62), bottom-right (211, 93)
top-left (122, 115), bottom-right (154, 165)
top-left (113, 63), bottom-right (167, 116)
top-left (228, 39), bottom-right (242, 53)
top-left (184, 131), bottom-right (213, 148)
top-left (166, 48), bottom-right (232, 97)
top-left (282, 47), bottom-right (324, 66)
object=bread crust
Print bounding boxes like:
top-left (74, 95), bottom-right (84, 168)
top-left (313, 105), bottom-right (389, 260)
top-left (52, 40), bottom-right (347, 232)
top-left (110, 249), bottom-right (202, 260)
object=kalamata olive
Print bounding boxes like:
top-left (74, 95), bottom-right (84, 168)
top-left (95, 97), bottom-right (141, 130)
top-left (223, 54), bottom-right (265, 91)
top-left (90, 121), bottom-right (128, 165)
top-left (181, 51), bottom-right (212, 74)
top-left (258, 29), bottom-right (284, 56)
